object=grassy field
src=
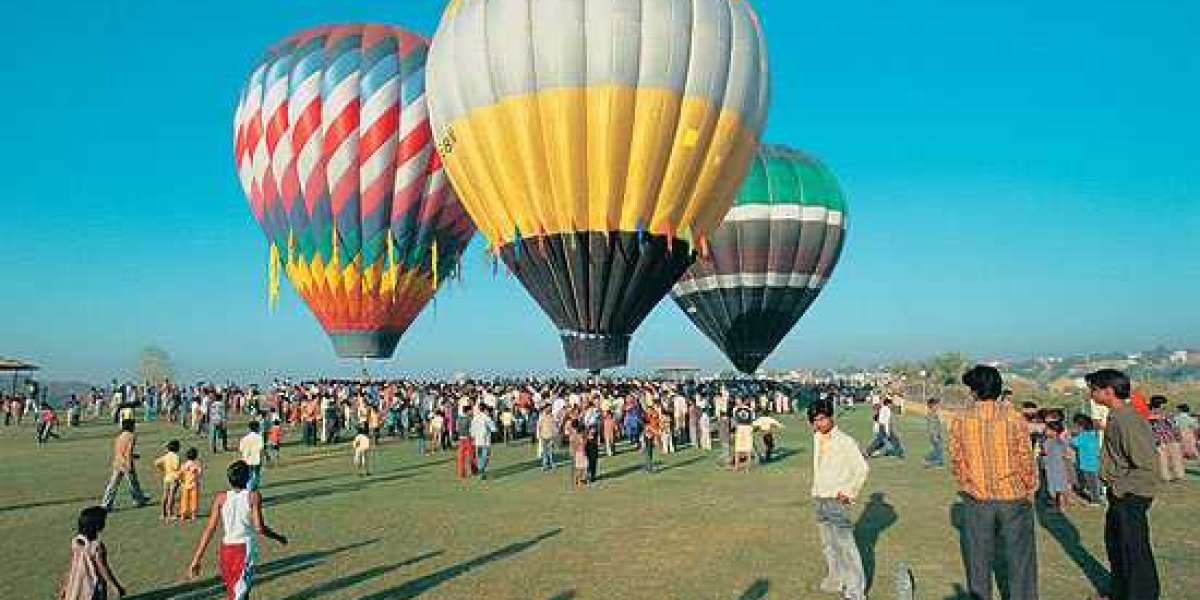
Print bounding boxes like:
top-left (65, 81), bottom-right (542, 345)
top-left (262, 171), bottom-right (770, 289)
top-left (2, 409), bottom-right (1197, 599)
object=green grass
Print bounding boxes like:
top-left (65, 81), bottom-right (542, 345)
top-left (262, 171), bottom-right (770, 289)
top-left (2, 410), bottom-right (1197, 599)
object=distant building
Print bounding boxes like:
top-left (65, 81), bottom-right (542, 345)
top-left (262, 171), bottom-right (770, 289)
top-left (1169, 350), bottom-right (1200, 366)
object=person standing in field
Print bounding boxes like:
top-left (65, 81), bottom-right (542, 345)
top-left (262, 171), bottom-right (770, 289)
top-left (1147, 396), bottom-right (1184, 483)
top-left (807, 399), bottom-right (869, 600)
top-left (733, 402), bottom-right (754, 471)
top-left (1070, 415), bottom-right (1103, 506)
top-left (352, 427), bottom-right (372, 476)
top-left (602, 409), bottom-right (617, 457)
top-left (153, 440), bottom-right (182, 522)
top-left (456, 404), bottom-right (476, 479)
top-left (949, 365), bottom-right (1038, 600)
top-left (1173, 404), bottom-right (1198, 459)
top-left (538, 405), bottom-right (558, 470)
top-left (238, 421), bottom-right (265, 491)
top-left (59, 507), bottom-right (126, 600)
top-left (642, 404), bottom-right (662, 473)
top-left (188, 461), bottom-right (288, 600)
top-left (471, 404), bottom-right (497, 480)
top-left (923, 398), bottom-right (945, 468)
top-left (698, 407), bottom-right (713, 451)
top-left (1086, 369), bottom-right (1159, 600)
top-left (179, 448), bottom-right (203, 522)
top-left (209, 395), bottom-right (229, 454)
top-left (101, 419), bottom-right (151, 511)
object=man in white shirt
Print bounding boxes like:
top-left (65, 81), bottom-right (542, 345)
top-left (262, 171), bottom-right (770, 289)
top-left (809, 399), bottom-right (869, 600)
top-left (471, 405), bottom-right (498, 480)
top-left (239, 421), bottom-right (265, 490)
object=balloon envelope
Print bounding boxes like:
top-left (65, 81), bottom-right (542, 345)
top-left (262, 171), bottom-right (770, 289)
top-left (234, 24), bottom-right (475, 359)
top-left (672, 145), bottom-right (848, 373)
top-left (427, 0), bottom-right (769, 370)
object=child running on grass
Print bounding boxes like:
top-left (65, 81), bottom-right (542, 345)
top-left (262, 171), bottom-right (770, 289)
top-left (60, 506), bottom-right (126, 600)
top-left (179, 448), bottom-right (203, 522)
top-left (153, 440), bottom-right (182, 521)
top-left (188, 461), bottom-right (288, 600)
top-left (353, 426), bottom-right (372, 476)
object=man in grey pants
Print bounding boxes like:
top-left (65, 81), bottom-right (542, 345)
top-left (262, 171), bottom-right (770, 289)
top-left (808, 399), bottom-right (869, 600)
top-left (101, 419), bottom-right (151, 510)
top-left (950, 366), bottom-right (1039, 600)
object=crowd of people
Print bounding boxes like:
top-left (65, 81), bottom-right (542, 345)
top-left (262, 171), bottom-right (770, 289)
top-left (12, 368), bottom-right (1193, 600)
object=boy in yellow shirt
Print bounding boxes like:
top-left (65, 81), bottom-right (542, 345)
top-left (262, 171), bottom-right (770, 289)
top-left (153, 440), bottom-right (181, 521)
top-left (178, 447), bottom-right (203, 521)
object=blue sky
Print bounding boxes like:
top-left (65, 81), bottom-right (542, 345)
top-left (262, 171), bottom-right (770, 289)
top-left (2, 0), bottom-right (1197, 383)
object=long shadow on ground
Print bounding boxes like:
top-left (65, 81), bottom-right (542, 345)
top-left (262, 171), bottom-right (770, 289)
top-left (547, 591), bottom-right (576, 600)
top-left (737, 578), bottom-right (770, 600)
top-left (125, 538), bottom-right (379, 600)
top-left (264, 471), bottom-right (422, 507)
top-left (1034, 501), bottom-right (1110, 593)
top-left (658, 454), bottom-right (709, 474)
top-left (486, 458), bottom-right (544, 481)
top-left (276, 550), bottom-right (443, 600)
top-left (357, 529), bottom-right (562, 600)
top-left (855, 492), bottom-right (898, 594)
top-left (266, 457), bottom-right (453, 491)
top-left (0, 495), bottom-right (96, 514)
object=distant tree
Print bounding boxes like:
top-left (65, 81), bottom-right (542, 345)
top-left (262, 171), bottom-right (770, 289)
top-left (137, 346), bottom-right (175, 386)
top-left (886, 361), bottom-right (923, 381)
top-left (927, 351), bottom-right (971, 386)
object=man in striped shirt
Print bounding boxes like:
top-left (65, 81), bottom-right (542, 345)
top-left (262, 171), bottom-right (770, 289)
top-left (949, 365), bottom-right (1038, 600)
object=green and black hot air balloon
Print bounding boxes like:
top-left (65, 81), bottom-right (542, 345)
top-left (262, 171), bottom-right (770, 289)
top-left (671, 145), bottom-right (848, 373)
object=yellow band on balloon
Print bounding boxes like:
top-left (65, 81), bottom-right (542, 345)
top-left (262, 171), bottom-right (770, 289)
top-left (437, 85), bottom-right (759, 247)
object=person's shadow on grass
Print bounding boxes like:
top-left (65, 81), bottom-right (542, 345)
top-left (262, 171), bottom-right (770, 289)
top-left (126, 538), bottom-right (380, 600)
top-left (356, 528), bottom-right (562, 600)
top-left (855, 492), bottom-right (898, 594)
top-left (1034, 500), bottom-right (1110, 593)
top-left (737, 578), bottom-right (769, 600)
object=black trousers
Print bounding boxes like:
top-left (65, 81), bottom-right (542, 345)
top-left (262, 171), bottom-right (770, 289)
top-left (961, 497), bottom-right (1038, 600)
top-left (1105, 494), bottom-right (1159, 600)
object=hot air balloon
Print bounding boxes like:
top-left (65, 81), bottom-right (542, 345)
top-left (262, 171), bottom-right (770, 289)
top-left (426, 0), bottom-right (769, 371)
top-left (671, 145), bottom-right (848, 374)
top-left (233, 24), bottom-right (475, 359)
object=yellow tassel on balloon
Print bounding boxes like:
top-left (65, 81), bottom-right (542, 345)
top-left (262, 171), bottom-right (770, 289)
top-left (431, 239), bottom-right (439, 291)
top-left (267, 242), bottom-right (281, 312)
top-left (386, 230), bottom-right (396, 269)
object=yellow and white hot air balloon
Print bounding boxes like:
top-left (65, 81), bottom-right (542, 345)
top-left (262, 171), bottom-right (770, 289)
top-left (427, 0), bottom-right (769, 371)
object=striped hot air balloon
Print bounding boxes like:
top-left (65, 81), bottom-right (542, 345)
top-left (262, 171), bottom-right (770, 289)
top-left (426, 0), bottom-right (769, 371)
top-left (234, 24), bottom-right (475, 359)
top-left (671, 145), bottom-right (848, 374)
